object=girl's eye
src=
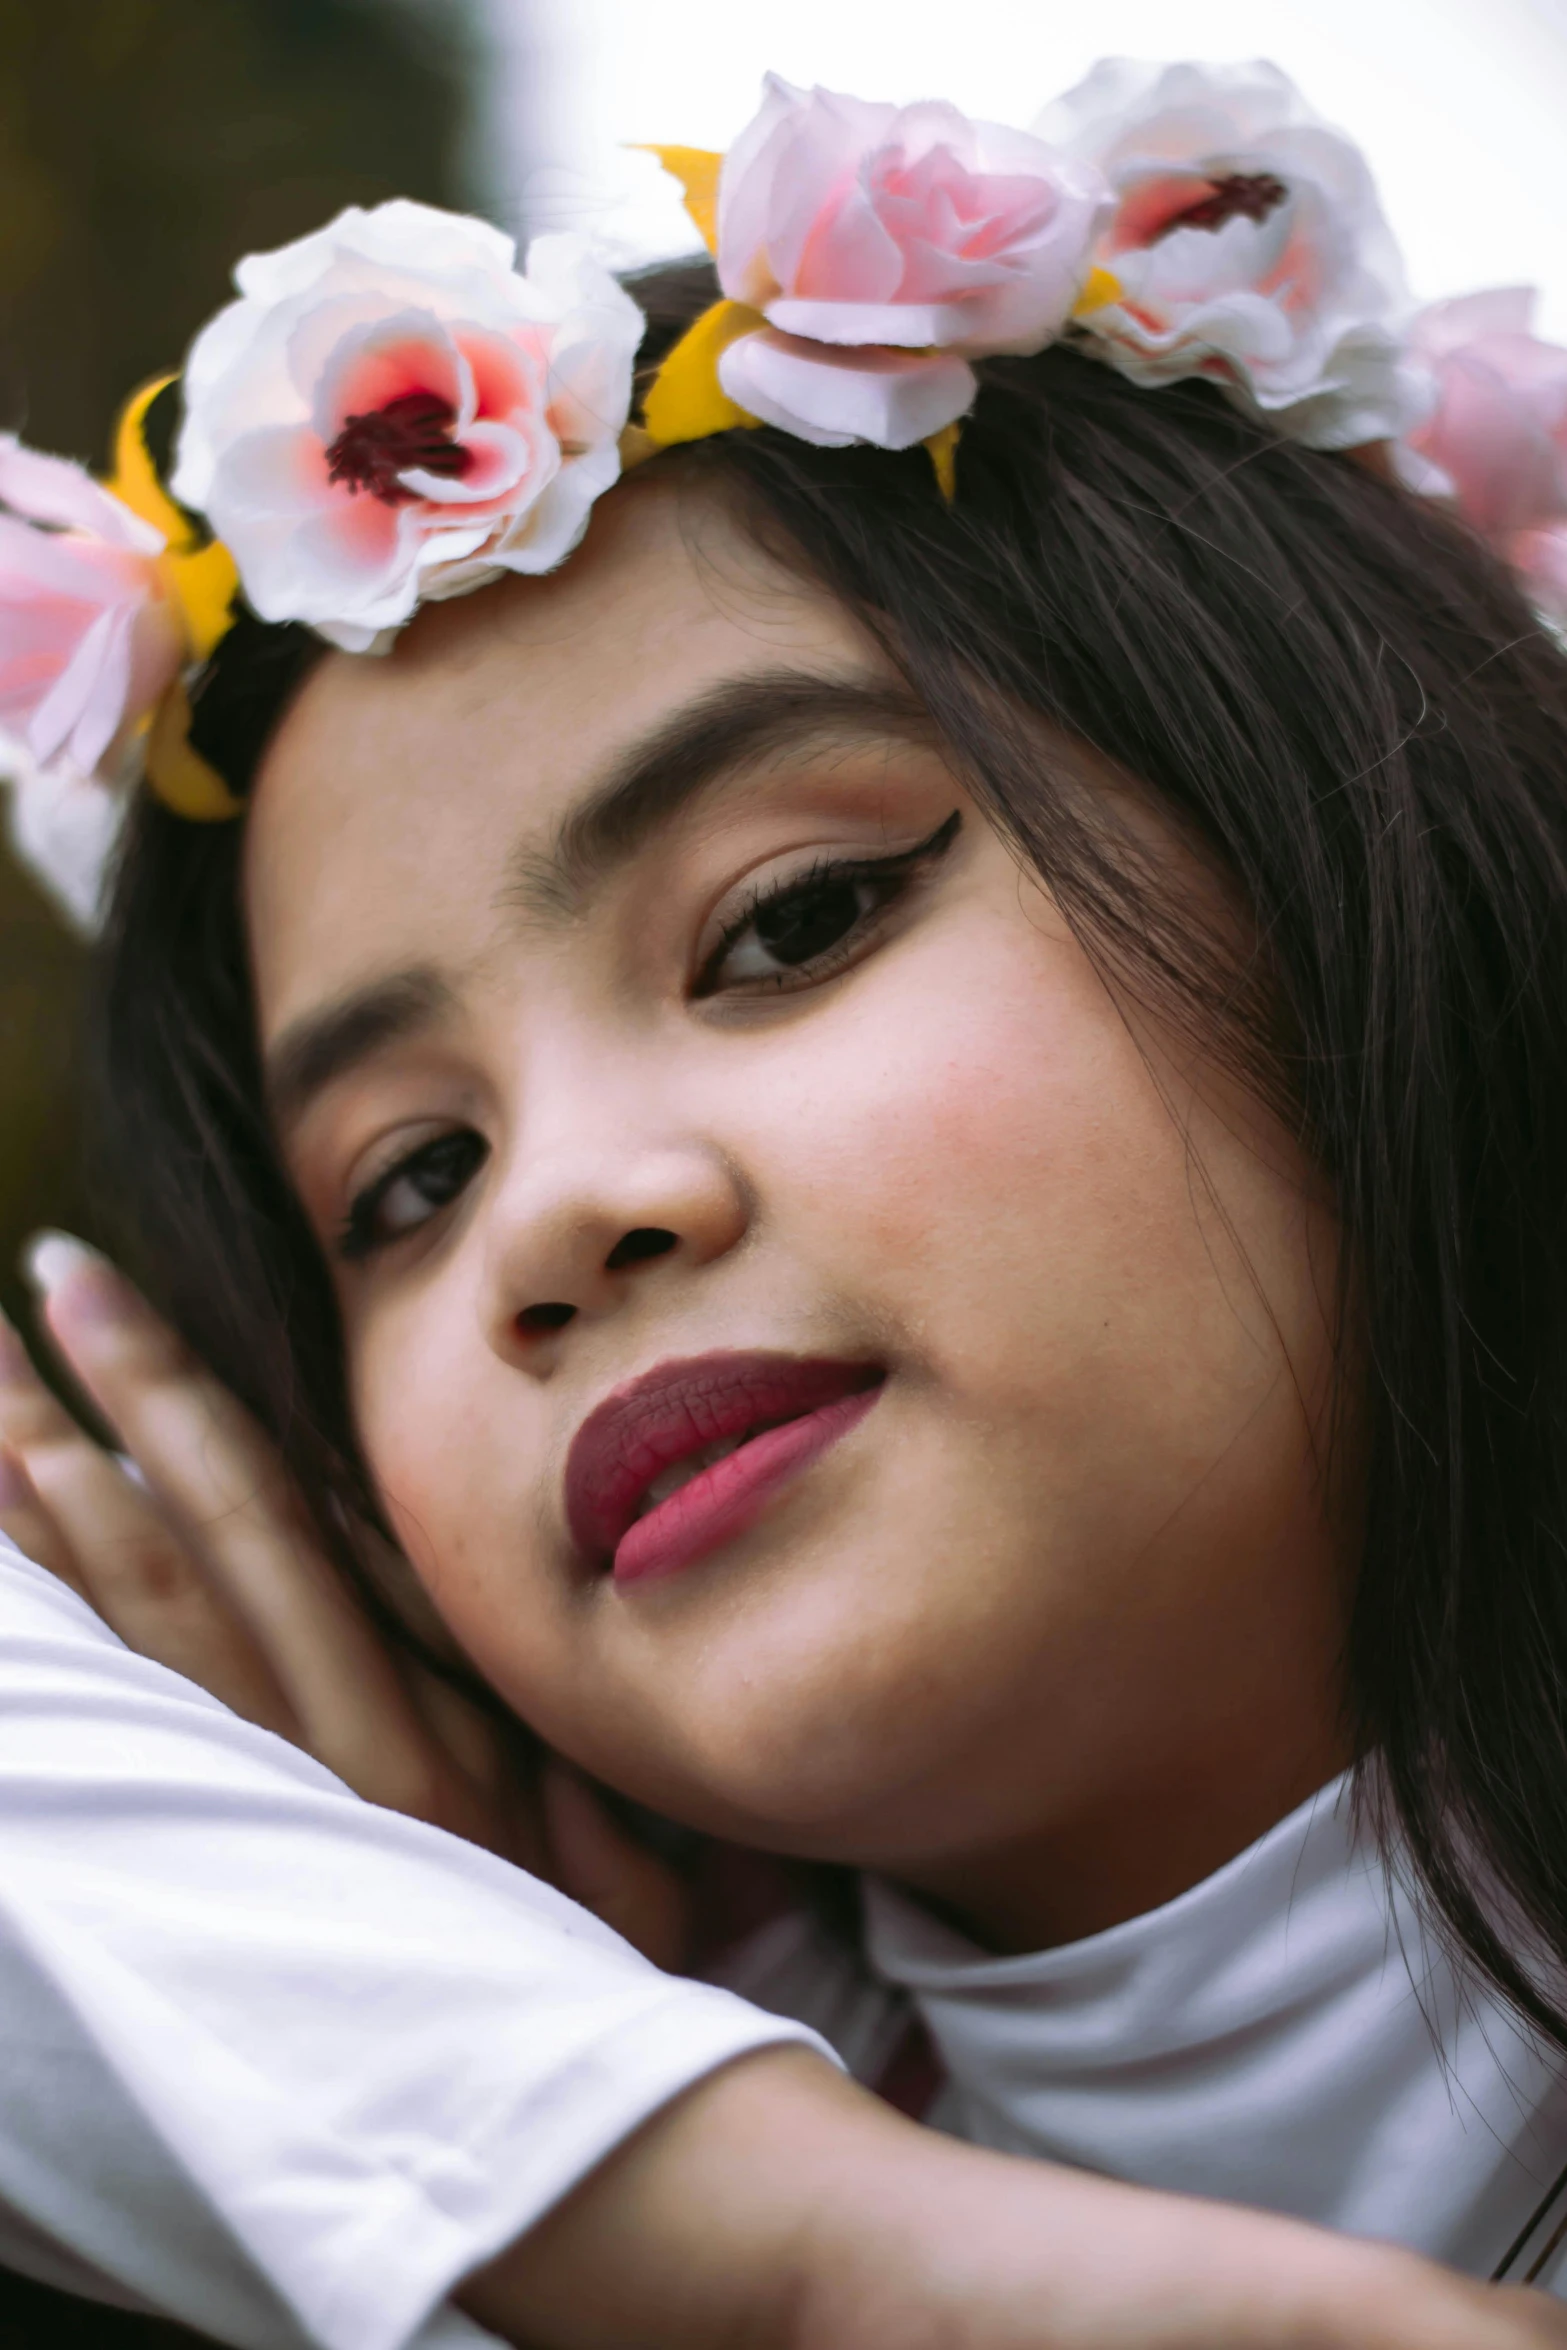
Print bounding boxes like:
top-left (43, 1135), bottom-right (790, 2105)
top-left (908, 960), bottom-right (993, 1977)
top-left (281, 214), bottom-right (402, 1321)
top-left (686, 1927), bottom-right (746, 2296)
top-left (339, 1129), bottom-right (488, 1263)
top-left (698, 811), bottom-right (961, 996)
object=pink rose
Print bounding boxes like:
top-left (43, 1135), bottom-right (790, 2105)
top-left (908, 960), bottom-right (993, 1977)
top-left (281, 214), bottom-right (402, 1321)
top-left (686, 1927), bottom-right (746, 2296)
top-left (0, 437), bottom-right (182, 785)
top-left (711, 75), bottom-right (1106, 450)
top-left (1036, 60), bottom-right (1423, 450)
top-left (173, 205), bottom-right (644, 652)
top-left (1399, 289), bottom-right (1567, 616)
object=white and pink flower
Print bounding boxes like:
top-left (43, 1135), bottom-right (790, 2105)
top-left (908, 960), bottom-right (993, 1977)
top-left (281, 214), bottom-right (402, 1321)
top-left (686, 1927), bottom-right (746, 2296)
top-left (1397, 289), bottom-right (1567, 619)
top-left (710, 75), bottom-right (1107, 449)
top-left (1036, 59), bottom-right (1423, 449)
top-left (0, 437), bottom-right (182, 784)
top-left (0, 437), bottom-right (186, 928)
top-left (172, 202), bottom-right (643, 652)
top-left (5, 751), bottom-right (128, 932)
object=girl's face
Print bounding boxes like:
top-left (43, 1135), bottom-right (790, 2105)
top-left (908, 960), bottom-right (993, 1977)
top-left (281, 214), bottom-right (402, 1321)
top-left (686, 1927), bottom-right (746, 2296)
top-left (247, 480), bottom-right (1350, 1948)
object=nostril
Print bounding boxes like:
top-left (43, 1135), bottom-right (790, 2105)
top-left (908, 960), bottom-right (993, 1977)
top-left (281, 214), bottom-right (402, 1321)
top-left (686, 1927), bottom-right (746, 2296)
top-left (605, 1226), bottom-right (678, 1272)
top-left (518, 1301), bottom-right (577, 1335)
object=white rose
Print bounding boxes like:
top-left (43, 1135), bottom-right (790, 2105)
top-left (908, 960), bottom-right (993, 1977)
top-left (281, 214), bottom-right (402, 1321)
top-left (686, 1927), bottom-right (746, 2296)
top-left (173, 202), bottom-right (644, 652)
top-left (1036, 59), bottom-right (1424, 449)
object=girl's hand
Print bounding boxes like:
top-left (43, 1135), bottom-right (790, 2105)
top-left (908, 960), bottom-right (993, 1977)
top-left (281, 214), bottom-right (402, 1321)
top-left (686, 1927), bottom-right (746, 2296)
top-left (0, 1232), bottom-right (690, 1969)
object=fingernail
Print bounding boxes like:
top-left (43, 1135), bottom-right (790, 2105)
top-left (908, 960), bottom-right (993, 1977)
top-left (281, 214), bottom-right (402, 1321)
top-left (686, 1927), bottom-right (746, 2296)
top-left (22, 1231), bottom-right (111, 1301)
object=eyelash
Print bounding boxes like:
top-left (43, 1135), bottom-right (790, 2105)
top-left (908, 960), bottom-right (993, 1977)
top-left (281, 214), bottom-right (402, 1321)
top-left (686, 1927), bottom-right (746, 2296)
top-left (335, 811), bottom-right (962, 1265)
top-left (694, 810), bottom-right (962, 997)
top-left (337, 1129), bottom-right (488, 1264)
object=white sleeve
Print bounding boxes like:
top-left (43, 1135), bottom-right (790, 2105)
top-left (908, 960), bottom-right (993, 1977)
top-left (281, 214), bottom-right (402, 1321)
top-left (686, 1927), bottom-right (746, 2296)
top-left (0, 1534), bottom-right (834, 2350)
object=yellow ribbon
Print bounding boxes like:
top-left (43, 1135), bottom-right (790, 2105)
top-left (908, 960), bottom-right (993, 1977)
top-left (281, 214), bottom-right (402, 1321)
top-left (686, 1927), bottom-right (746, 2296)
top-left (640, 299), bottom-right (766, 447)
top-left (1073, 265), bottom-right (1123, 317)
top-left (925, 421), bottom-right (961, 503)
top-left (639, 146), bottom-right (724, 255)
top-left (106, 377), bottom-right (243, 819)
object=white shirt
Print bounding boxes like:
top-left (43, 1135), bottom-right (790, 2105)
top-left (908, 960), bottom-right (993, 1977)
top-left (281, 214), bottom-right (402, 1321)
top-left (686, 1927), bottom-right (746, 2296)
top-left (0, 1535), bottom-right (828, 2350)
top-left (8, 1516), bottom-right (1565, 2340)
top-left (720, 1778), bottom-right (1567, 2287)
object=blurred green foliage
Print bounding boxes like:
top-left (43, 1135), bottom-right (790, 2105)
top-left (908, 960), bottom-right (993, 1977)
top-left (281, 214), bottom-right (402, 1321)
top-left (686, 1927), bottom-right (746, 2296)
top-left (0, 0), bottom-right (476, 1338)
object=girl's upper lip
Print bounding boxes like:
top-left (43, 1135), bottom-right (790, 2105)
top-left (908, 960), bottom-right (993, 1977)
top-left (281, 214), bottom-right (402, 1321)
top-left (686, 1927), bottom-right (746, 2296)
top-left (564, 1351), bottom-right (884, 1564)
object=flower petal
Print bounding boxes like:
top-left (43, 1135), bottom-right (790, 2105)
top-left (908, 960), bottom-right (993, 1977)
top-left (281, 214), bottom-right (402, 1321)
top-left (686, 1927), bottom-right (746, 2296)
top-left (311, 311), bottom-right (468, 442)
top-left (484, 435), bottom-right (621, 578)
top-left (233, 199), bottom-right (518, 308)
top-left (29, 601), bottom-right (133, 776)
top-left (0, 438), bottom-right (164, 554)
top-left (765, 297), bottom-right (961, 349)
top-left (719, 329), bottom-right (975, 450)
top-left (402, 416), bottom-right (551, 507)
top-left (1411, 288), bottom-right (1538, 359)
top-left (215, 424), bottom-right (335, 521)
top-left (4, 751), bottom-right (125, 933)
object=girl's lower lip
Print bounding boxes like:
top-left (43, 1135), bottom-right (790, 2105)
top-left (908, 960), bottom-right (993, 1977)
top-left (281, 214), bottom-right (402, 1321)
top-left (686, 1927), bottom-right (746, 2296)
top-left (611, 1385), bottom-right (882, 1587)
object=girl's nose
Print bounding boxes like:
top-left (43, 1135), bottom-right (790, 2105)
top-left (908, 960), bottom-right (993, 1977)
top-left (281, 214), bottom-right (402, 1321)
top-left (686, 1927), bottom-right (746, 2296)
top-left (479, 1137), bottom-right (750, 1360)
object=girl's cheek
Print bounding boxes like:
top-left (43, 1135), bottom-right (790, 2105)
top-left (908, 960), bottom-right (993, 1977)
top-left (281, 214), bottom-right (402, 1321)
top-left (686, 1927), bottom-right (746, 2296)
top-left (762, 927), bottom-right (1139, 1285)
top-left (353, 1292), bottom-right (577, 1686)
top-left (349, 1294), bottom-right (501, 1597)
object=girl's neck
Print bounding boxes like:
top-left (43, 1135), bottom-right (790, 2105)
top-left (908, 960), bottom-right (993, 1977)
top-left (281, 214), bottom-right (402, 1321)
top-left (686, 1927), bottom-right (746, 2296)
top-left (885, 1723), bottom-right (1356, 1958)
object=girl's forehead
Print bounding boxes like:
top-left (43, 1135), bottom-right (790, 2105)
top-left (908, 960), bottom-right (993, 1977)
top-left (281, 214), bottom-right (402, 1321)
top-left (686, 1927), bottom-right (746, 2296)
top-left (240, 481), bottom-right (888, 1039)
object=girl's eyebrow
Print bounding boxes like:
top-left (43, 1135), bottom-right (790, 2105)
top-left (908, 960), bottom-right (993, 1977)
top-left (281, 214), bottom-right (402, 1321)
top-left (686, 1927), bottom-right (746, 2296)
top-left (265, 968), bottom-right (452, 1137)
top-left (265, 674), bottom-right (939, 1136)
top-left (501, 668), bottom-right (941, 922)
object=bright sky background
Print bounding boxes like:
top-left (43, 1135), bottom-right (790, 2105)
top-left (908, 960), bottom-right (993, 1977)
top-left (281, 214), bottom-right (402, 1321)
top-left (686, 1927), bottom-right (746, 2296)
top-left (471, 0), bottom-right (1567, 336)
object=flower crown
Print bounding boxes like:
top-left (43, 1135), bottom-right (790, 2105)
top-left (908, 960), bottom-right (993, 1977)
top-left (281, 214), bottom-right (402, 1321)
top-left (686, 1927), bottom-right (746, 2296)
top-left (5, 58), bottom-right (1566, 930)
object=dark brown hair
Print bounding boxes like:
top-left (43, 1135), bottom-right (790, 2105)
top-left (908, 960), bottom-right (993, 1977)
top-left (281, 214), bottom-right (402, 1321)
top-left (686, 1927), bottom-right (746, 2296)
top-left (93, 259), bottom-right (1567, 2050)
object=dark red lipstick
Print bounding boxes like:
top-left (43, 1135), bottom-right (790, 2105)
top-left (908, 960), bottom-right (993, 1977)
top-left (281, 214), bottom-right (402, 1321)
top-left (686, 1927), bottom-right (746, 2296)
top-left (565, 1352), bottom-right (884, 1587)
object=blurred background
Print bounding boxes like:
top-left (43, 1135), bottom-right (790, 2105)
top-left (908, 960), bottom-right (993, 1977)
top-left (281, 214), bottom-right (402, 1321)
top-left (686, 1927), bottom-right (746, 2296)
top-left (4, 0), bottom-right (1567, 1331)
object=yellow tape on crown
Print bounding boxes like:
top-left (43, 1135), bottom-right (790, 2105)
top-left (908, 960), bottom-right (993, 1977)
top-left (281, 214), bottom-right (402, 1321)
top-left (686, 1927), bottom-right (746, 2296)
top-left (106, 376), bottom-right (244, 820)
top-left (108, 376), bottom-right (241, 663)
top-left (109, 375), bottom-right (189, 546)
top-left (924, 420), bottom-right (961, 502)
top-left (170, 535), bottom-right (240, 665)
top-left (639, 146), bottom-right (724, 255)
top-left (642, 298), bottom-right (766, 447)
top-left (1073, 266), bottom-right (1123, 317)
top-left (143, 679), bottom-right (245, 822)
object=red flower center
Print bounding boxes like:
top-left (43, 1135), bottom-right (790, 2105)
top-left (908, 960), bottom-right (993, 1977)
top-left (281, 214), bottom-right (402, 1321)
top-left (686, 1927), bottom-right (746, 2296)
top-left (325, 390), bottom-right (472, 505)
top-left (1160, 172), bottom-right (1288, 237)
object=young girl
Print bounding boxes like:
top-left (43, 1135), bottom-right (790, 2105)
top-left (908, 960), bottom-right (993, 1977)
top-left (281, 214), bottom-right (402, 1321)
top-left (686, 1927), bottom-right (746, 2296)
top-left (4, 55), bottom-right (1567, 2349)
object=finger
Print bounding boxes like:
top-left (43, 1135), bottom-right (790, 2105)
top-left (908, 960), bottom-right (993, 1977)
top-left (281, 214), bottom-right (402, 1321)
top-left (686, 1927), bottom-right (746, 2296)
top-left (0, 1305), bottom-right (213, 1617)
top-left (25, 1234), bottom-right (452, 1805)
top-left (543, 1764), bottom-right (694, 1971)
top-left (0, 1441), bottom-right (85, 1594)
top-left (0, 1308), bottom-right (299, 1734)
top-left (407, 1674), bottom-right (554, 1873)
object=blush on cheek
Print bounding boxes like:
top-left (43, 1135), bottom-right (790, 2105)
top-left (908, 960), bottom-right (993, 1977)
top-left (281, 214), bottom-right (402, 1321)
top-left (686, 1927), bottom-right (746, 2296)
top-left (780, 922), bottom-right (1149, 1286)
